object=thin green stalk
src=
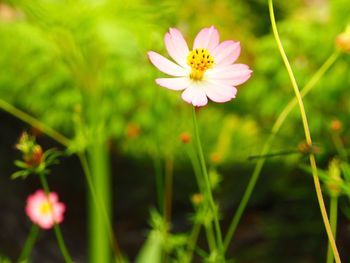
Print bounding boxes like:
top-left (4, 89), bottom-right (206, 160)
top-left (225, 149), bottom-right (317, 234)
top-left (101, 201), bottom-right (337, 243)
top-left (153, 157), bottom-right (164, 215)
top-left (164, 157), bottom-right (174, 223)
top-left (38, 173), bottom-right (73, 263)
top-left (152, 72), bottom-right (165, 217)
top-left (17, 224), bottom-right (40, 263)
top-left (192, 107), bottom-right (223, 253)
top-left (187, 147), bottom-right (205, 194)
top-left (78, 153), bottom-right (124, 262)
top-left (205, 223), bottom-right (217, 253)
top-left (268, 1), bottom-right (340, 262)
top-left (223, 51), bottom-right (339, 251)
top-left (187, 147), bottom-right (218, 252)
top-left (186, 223), bottom-right (201, 263)
top-left (326, 196), bottom-right (339, 263)
top-left (0, 99), bottom-right (70, 147)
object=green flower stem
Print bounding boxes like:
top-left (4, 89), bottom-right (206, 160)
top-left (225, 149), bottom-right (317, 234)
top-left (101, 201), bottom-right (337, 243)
top-left (0, 99), bottom-right (70, 147)
top-left (164, 157), bottom-right (174, 223)
top-left (78, 153), bottom-right (124, 262)
top-left (186, 222), bottom-right (201, 263)
top-left (187, 147), bottom-right (218, 252)
top-left (153, 156), bottom-right (164, 215)
top-left (192, 106), bottom-right (223, 253)
top-left (38, 172), bottom-right (73, 263)
top-left (17, 224), bottom-right (40, 263)
top-left (187, 147), bottom-right (205, 194)
top-left (326, 196), bottom-right (339, 263)
top-left (268, 1), bottom-right (340, 262)
top-left (223, 51), bottom-right (339, 252)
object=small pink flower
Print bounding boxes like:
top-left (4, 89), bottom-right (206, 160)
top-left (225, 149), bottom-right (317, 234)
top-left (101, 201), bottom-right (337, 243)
top-left (26, 189), bottom-right (66, 229)
top-left (148, 26), bottom-right (252, 107)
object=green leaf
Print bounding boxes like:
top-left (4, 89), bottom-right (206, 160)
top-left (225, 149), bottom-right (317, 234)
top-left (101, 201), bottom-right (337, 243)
top-left (11, 170), bottom-right (31, 180)
top-left (14, 160), bottom-right (29, 169)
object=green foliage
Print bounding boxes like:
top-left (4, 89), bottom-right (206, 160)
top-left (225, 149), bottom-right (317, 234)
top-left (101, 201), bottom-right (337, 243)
top-left (0, 255), bottom-right (11, 263)
top-left (1, 0), bottom-right (350, 261)
top-left (0, 0), bottom-right (306, 164)
top-left (1, 0), bottom-right (349, 166)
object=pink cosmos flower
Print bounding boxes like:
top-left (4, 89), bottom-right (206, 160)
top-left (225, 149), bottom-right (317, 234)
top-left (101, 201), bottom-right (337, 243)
top-left (148, 26), bottom-right (252, 106)
top-left (26, 189), bottom-right (66, 229)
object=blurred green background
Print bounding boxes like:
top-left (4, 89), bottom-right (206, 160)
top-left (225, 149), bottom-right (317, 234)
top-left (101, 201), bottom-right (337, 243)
top-left (1, 0), bottom-right (350, 262)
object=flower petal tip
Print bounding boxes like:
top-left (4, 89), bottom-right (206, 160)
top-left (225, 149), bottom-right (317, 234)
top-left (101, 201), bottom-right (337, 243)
top-left (147, 51), bottom-right (155, 58)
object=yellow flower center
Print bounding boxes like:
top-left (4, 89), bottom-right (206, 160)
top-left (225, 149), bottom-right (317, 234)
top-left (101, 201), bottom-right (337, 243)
top-left (40, 201), bottom-right (52, 215)
top-left (187, 48), bottom-right (214, 80)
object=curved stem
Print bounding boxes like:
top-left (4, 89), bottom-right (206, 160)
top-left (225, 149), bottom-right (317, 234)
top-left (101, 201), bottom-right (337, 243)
top-left (17, 224), bottom-right (40, 263)
top-left (192, 107), bottom-right (223, 253)
top-left (0, 99), bottom-right (70, 147)
top-left (326, 196), bottom-right (338, 263)
top-left (268, 1), bottom-right (340, 262)
top-left (223, 51), bottom-right (339, 252)
top-left (38, 173), bottom-right (73, 263)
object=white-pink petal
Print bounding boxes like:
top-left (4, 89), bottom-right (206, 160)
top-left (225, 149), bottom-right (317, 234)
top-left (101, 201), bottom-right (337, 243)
top-left (203, 81), bottom-right (237, 103)
top-left (181, 84), bottom-right (208, 106)
top-left (206, 64), bottom-right (252, 78)
top-left (164, 28), bottom-right (189, 67)
top-left (147, 51), bottom-right (188, 77)
top-left (193, 26), bottom-right (220, 51)
top-left (212, 41), bottom-right (241, 66)
top-left (205, 64), bottom-right (252, 86)
top-left (155, 77), bottom-right (191, 91)
top-left (209, 74), bottom-right (252, 86)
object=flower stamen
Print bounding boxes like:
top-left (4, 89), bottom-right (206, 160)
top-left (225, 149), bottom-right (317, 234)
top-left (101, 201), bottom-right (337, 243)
top-left (40, 201), bottom-right (52, 215)
top-left (187, 48), bottom-right (214, 80)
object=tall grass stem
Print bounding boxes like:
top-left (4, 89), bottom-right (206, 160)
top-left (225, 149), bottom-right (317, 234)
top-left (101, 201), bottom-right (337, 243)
top-left (268, 1), bottom-right (340, 261)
